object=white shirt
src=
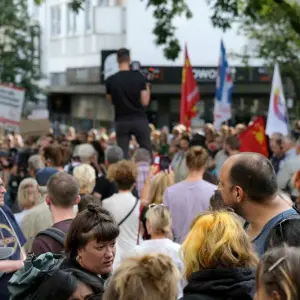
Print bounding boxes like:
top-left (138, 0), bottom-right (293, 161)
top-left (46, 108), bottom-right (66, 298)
top-left (126, 238), bottom-right (185, 299)
top-left (102, 192), bottom-right (140, 266)
top-left (14, 210), bottom-right (30, 225)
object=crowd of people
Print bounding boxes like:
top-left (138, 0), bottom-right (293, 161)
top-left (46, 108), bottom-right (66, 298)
top-left (0, 120), bottom-right (299, 300)
top-left (1, 48), bottom-right (300, 300)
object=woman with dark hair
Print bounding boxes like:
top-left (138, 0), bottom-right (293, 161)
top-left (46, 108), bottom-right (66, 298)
top-left (42, 145), bottom-right (64, 171)
top-left (256, 246), bottom-right (300, 300)
top-left (60, 204), bottom-right (120, 284)
top-left (34, 268), bottom-right (104, 300)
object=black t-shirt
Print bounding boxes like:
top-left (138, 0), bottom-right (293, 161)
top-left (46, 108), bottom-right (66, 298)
top-left (94, 175), bottom-right (118, 201)
top-left (94, 175), bottom-right (139, 201)
top-left (106, 70), bottom-right (147, 121)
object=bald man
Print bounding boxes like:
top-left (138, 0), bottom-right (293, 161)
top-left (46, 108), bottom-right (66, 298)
top-left (218, 152), bottom-right (298, 256)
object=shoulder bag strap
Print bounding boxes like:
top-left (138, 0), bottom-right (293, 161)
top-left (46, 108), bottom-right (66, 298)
top-left (37, 228), bottom-right (65, 246)
top-left (118, 198), bottom-right (139, 227)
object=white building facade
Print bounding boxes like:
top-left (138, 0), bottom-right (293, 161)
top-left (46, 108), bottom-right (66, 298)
top-left (29, 0), bottom-right (271, 128)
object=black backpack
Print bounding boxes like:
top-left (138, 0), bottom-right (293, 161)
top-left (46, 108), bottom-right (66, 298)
top-left (264, 206), bottom-right (300, 252)
top-left (36, 228), bottom-right (66, 247)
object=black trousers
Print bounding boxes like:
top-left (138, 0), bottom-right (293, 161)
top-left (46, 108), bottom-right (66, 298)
top-left (116, 118), bottom-right (152, 159)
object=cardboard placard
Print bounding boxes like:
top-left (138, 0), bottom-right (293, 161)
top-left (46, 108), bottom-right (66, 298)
top-left (19, 119), bottom-right (50, 137)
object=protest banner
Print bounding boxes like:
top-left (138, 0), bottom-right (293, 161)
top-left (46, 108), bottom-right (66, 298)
top-left (0, 84), bottom-right (25, 130)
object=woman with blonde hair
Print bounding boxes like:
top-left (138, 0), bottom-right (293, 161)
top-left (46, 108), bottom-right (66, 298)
top-left (256, 246), bottom-right (300, 300)
top-left (150, 171), bottom-right (173, 202)
top-left (139, 165), bottom-right (174, 239)
top-left (103, 253), bottom-right (179, 300)
top-left (180, 210), bottom-right (258, 300)
top-left (127, 204), bottom-right (184, 298)
top-left (204, 123), bottom-right (216, 146)
top-left (141, 168), bottom-right (174, 205)
top-left (73, 164), bottom-right (96, 196)
top-left (14, 178), bottom-right (41, 225)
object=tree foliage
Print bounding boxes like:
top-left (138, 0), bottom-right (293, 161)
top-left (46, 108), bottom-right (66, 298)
top-left (0, 0), bottom-right (42, 104)
top-left (207, 0), bottom-right (300, 35)
top-left (208, 0), bottom-right (300, 103)
top-left (34, 0), bottom-right (300, 72)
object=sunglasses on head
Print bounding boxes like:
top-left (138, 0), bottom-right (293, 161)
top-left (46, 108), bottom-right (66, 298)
top-left (148, 203), bottom-right (165, 209)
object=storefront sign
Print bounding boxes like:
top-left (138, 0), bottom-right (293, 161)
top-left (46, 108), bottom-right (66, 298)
top-left (140, 66), bottom-right (270, 84)
top-left (99, 50), bottom-right (272, 85)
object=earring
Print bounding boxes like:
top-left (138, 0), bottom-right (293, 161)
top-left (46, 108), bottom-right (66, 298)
top-left (76, 255), bottom-right (82, 264)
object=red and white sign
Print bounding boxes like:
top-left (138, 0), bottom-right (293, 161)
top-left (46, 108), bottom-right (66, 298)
top-left (0, 85), bottom-right (25, 129)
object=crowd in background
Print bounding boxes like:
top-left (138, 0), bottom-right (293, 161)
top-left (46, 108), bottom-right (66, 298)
top-left (0, 118), bottom-right (300, 300)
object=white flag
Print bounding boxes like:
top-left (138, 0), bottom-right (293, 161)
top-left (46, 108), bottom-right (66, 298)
top-left (213, 40), bottom-right (233, 129)
top-left (266, 64), bottom-right (289, 136)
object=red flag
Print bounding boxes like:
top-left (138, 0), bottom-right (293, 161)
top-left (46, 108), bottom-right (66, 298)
top-left (239, 116), bottom-right (269, 157)
top-left (180, 45), bottom-right (200, 127)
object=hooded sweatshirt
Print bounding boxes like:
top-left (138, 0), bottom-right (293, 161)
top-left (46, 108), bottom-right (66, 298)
top-left (180, 268), bottom-right (255, 300)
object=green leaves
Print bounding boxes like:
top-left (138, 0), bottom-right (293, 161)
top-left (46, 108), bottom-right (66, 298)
top-left (146, 0), bottom-right (192, 60)
top-left (1, 0), bottom-right (42, 104)
top-left (70, 0), bottom-right (83, 12)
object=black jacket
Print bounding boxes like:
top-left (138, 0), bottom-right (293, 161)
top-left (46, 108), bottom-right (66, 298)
top-left (60, 256), bottom-right (109, 284)
top-left (180, 268), bottom-right (256, 300)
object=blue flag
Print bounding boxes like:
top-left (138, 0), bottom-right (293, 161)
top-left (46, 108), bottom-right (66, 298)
top-left (213, 40), bottom-right (233, 128)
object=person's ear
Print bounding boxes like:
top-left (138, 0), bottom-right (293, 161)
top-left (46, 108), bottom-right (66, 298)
top-left (78, 247), bottom-right (84, 256)
top-left (235, 186), bottom-right (244, 203)
top-left (45, 195), bottom-right (51, 206)
top-left (75, 195), bottom-right (81, 205)
top-left (146, 220), bottom-right (151, 235)
top-left (77, 247), bottom-right (85, 262)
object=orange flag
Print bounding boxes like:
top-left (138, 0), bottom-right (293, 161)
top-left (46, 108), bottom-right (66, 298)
top-left (180, 45), bottom-right (200, 127)
top-left (239, 116), bottom-right (269, 157)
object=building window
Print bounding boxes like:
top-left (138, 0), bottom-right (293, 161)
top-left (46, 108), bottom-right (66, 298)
top-left (50, 6), bottom-right (61, 36)
top-left (98, 0), bottom-right (120, 6)
top-left (67, 3), bottom-right (77, 35)
top-left (85, 0), bottom-right (92, 31)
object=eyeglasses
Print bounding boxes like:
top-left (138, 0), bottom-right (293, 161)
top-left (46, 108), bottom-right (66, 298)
top-left (148, 203), bottom-right (165, 209)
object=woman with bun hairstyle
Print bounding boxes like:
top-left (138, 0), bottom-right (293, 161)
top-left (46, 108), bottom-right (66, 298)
top-left (60, 204), bottom-right (120, 285)
top-left (163, 146), bottom-right (217, 243)
top-left (180, 211), bottom-right (258, 300)
top-left (103, 253), bottom-right (179, 300)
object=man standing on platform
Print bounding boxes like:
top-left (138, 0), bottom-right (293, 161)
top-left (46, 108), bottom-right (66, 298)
top-left (105, 48), bottom-right (152, 159)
